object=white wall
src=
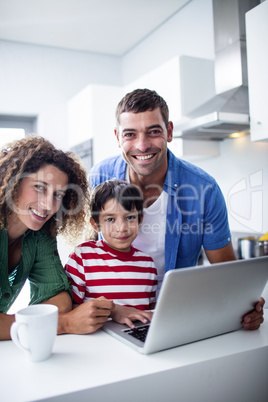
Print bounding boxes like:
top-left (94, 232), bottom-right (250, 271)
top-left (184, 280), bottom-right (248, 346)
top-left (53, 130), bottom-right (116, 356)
top-left (122, 0), bottom-right (214, 86)
top-left (1, 0), bottom-right (267, 236)
top-left (2, 0), bottom-right (268, 312)
top-left (0, 40), bottom-right (122, 149)
top-left (121, 0), bottom-right (268, 236)
top-left (0, 0), bottom-right (214, 152)
top-left (123, 0), bottom-right (214, 124)
top-left (68, 84), bottom-right (123, 164)
top-left (192, 136), bottom-right (268, 235)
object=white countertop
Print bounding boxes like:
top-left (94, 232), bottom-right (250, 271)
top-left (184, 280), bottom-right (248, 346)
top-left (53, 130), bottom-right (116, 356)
top-left (2, 310), bottom-right (268, 402)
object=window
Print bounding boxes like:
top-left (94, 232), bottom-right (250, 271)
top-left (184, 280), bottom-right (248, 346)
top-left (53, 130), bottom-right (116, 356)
top-left (0, 114), bottom-right (37, 148)
top-left (0, 127), bottom-right (25, 148)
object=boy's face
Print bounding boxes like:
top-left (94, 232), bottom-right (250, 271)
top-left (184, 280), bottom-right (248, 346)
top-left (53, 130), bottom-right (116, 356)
top-left (93, 198), bottom-right (142, 253)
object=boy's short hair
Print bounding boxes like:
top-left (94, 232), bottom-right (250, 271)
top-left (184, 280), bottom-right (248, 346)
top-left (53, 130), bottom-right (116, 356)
top-left (90, 179), bottom-right (143, 224)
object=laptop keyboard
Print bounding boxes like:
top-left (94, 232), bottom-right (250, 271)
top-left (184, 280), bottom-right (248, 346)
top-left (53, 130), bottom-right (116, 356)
top-left (125, 325), bottom-right (149, 343)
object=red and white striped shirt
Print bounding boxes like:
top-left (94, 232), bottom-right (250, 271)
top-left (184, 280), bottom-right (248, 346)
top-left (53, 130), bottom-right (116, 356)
top-left (64, 239), bottom-right (157, 310)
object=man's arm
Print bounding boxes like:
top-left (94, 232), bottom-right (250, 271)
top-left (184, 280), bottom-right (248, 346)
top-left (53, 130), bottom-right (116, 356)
top-left (204, 242), bottom-right (237, 263)
top-left (205, 243), bottom-right (265, 331)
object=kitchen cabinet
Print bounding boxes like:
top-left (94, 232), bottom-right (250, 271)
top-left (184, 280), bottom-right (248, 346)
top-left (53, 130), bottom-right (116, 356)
top-left (246, 1), bottom-right (268, 142)
top-left (125, 56), bottom-right (220, 160)
top-left (68, 84), bottom-right (123, 164)
top-left (168, 137), bottom-right (219, 161)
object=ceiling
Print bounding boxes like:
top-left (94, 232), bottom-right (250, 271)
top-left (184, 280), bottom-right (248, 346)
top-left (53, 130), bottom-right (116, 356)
top-left (0, 0), bottom-right (190, 56)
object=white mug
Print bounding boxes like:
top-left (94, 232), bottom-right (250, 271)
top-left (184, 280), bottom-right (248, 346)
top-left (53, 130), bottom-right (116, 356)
top-left (10, 304), bottom-right (58, 362)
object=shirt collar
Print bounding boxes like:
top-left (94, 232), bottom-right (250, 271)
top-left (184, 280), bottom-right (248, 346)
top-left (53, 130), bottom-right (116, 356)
top-left (121, 149), bottom-right (179, 196)
top-left (163, 149), bottom-right (180, 195)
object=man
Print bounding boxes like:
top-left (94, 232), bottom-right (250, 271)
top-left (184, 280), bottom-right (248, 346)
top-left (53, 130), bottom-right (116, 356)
top-left (90, 88), bottom-right (264, 330)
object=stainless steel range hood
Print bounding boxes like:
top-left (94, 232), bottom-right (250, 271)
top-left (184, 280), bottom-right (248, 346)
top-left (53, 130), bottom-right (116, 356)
top-left (174, 0), bottom-right (260, 141)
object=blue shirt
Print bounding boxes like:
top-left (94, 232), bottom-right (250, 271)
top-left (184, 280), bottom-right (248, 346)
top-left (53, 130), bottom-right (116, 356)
top-left (90, 150), bottom-right (231, 272)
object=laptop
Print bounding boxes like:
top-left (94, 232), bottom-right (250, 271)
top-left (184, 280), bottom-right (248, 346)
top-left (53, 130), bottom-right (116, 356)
top-left (102, 256), bottom-right (268, 354)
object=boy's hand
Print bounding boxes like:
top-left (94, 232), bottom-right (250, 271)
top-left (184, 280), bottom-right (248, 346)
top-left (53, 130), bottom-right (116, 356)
top-left (110, 304), bottom-right (153, 329)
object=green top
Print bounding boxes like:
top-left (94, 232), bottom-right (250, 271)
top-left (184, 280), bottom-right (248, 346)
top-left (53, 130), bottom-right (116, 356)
top-left (0, 228), bottom-right (72, 313)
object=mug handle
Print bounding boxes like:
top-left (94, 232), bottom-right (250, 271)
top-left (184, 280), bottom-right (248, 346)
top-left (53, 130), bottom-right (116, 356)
top-left (10, 322), bottom-right (30, 352)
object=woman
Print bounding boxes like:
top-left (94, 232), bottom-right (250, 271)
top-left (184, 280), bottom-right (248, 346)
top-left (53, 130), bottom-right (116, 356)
top-left (0, 136), bottom-right (113, 340)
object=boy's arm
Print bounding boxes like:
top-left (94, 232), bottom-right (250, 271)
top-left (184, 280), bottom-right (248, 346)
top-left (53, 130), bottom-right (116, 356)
top-left (111, 304), bottom-right (153, 329)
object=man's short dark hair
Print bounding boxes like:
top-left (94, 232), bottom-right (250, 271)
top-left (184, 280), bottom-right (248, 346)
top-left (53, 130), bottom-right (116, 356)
top-left (90, 179), bottom-right (143, 224)
top-left (115, 88), bottom-right (169, 129)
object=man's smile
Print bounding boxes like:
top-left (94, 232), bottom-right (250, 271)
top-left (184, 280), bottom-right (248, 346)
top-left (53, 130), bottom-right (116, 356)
top-left (134, 154), bottom-right (155, 161)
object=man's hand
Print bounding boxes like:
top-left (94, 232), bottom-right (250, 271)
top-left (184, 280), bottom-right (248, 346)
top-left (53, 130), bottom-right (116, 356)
top-left (58, 296), bottom-right (114, 335)
top-left (111, 304), bottom-right (153, 329)
top-left (242, 297), bottom-right (265, 330)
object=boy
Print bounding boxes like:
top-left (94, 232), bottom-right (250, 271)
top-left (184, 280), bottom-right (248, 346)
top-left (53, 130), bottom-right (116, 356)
top-left (64, 180), bottom-right (157, 328)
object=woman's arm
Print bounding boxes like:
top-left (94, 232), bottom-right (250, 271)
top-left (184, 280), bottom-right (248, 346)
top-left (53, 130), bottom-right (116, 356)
top-left (44, 291), bottom-right (114, 335)
top-left (0, 313), bottom-right (15, 340)
top-left (0, 292), bottom-right (114, 341)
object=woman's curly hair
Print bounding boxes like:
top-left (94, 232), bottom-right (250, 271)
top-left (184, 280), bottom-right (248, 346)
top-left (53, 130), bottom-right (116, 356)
top-left (0, 135), bottom-right (91, 244)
